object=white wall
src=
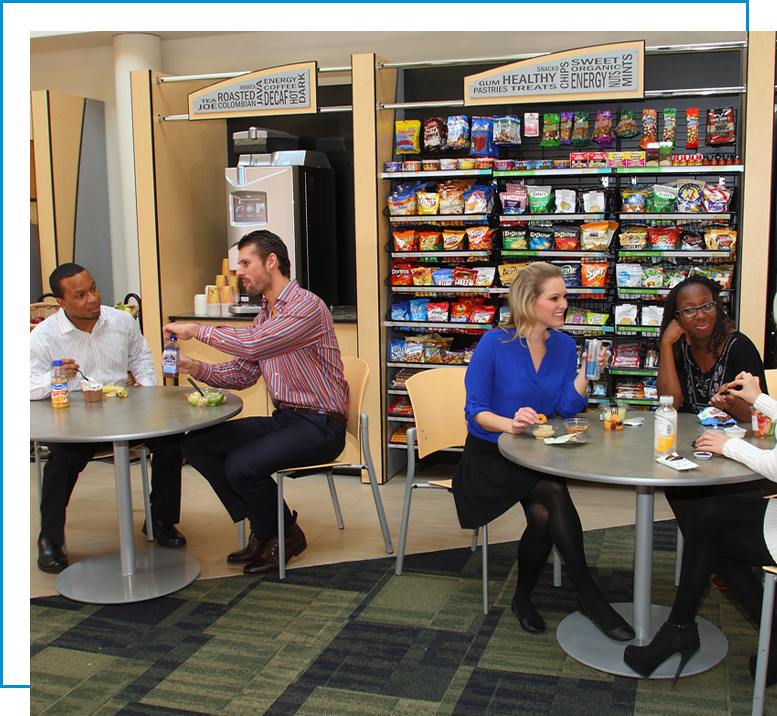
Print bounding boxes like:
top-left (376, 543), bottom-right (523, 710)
top-left (30, 30), bottom-right (746, 299)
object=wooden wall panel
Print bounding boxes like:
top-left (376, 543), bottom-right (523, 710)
top-left (739, 31), bottom-right (776, 355)
top-left (30, 91), bottom-right (57, 285)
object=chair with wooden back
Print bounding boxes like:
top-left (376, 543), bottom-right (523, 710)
top-left (268, 356), bottom-right (394, 578)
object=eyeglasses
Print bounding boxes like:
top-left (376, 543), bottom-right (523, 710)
top-left (675, 301), bottom-right (717, 319)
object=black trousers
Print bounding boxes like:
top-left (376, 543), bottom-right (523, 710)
top-left (39, 434), bottom-right (184, 546)
top-left (181, 410), bottom-right (346, 540)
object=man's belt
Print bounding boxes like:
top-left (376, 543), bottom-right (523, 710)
top-left (279, 405), bottom-right (347, 426)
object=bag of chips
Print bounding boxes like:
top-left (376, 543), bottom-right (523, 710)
top-left (621, 186), bottom-right (649, 212)
top-left (409, 298), bottom-right (429, 321)
top-left (391, 302), bottom-right (410, 321)
top-left (580, 221), bottom-right (618, 250)
top-left (706, 107), bottom-right (736, 146)
top-left (615, 110), bottom-right (640, 139)
top-left (466, 226), bottom-right (496, 251)
top-left (648, 184), bottom-right (678, 213)
top-left (432, 267), bottom-right (454, 286)
top-left (443, 229), bottom-right (467, 251)
top-left (528, 186), bottom-right (554, 214)
top-left (662, 108), bottom-right (677, 147)
top-left (500, 184), bottom-right (528, 214)
top-left (702, 184), bottom-right (733, 212)
top-left (676, 182), bottom-right (705, 212)
top-left (502, 230), bottom-right (528, 250)
top-left (559, 111), bottom-right (574, 145)
top-left (552, 260), bottom-right (582, 287)
top-left (705, 228), bottom-right (737, 252)
top-left (554, 226), bottom-right (579, 250)
top-left (422, 117), bottom-right (447, 153)
top-left (464, 185), bottom-right (493, 214)
top-left (416, 192), bottom-right (440, 215)
top-left (493, 115), bottom-right (521, 145)
top-left (647, 226), bottom-right (681, 249)
top-left (474, 267), bottom-right (496, 287)
top-left (642, 266), bottom-right (664, 288)
top-left (571, 112), bottom-right (591, 147)
top-left (393, 230), bottom-right (418, 252)
top-left (446, 115), bottom-right (470, 150)
top-left (619, 226), bottom-right (648, 249)
top-left (555, 189), bottom-right (577, 213)
top-left (582, 190), bottom-right (606, 213)
top-left (581, 262), bottom-right (608, 288)
top-left (498, 263), bottom-right (528, 286)
top-left (391, 261), bottom-right (413, 286)
top-left (593, 110), bottom-right (615, 148)
top-left (529, 228), bottom-right (554, 250)
top-left (427, 302), bottom-right (450, 322)
top-left (680, 230), bottom-right (704, 251)
top-left (419, 231), bottom-right (443, 251)
top-left (616, 263), bottom-right (643, 287)
top-left (471, 304), bottom-right (496, 324)
top-left (686, 108), bottom-right (699, 149)
top-left (664, 269), bottom-right (687, 288)
top-left (524, 112), bottom-right (540, 137)
top-left (411, 266), bottom-right (434, 286)
top-left (540, 113), bottom-right (561, 148)
top-left (471, 116), bottom-right (496, 156)
top-left (639, 109), bottom-right (658, 150)
top-left (395, 120), bottom-right (421, 154)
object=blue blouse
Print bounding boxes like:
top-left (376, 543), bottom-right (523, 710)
top-left (464, 327), bottom-right (587, 443)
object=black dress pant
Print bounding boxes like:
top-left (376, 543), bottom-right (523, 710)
top-left (181, 410), bottom-right (346, 540)
top-left (39, 434), bottom-right (183, 546)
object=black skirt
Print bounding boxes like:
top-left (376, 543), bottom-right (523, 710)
top-left (452, 432), bottom-right (553, 529)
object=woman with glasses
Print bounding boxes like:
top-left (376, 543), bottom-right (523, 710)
top-left (657, 275), bottom-right (772, 573)
top-left (624, 371), bottom-right (777, 687)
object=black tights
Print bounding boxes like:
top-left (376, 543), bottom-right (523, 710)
top-left (514, 476), bottom-right (615, 624)
top-left (670, 494), bottom-right (775, 626)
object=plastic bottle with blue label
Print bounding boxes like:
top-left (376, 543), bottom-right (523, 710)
top-left (162, 334), bottom-right (179, 379)
top-left (51, 360), bottom-right (69, 408)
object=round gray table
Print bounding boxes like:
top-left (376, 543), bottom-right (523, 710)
top-left (499, 411), bottom-right (765, 679)
top-left (31, 386), bottom-right (242, 604)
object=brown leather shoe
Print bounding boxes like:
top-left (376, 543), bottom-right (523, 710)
top-left (243, 511), bottom-right (307, 575)
top-left (227, 531), bottom-right (269, 564)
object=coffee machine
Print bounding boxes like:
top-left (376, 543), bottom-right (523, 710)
top-left (225, 128), bottom-right (338, 312)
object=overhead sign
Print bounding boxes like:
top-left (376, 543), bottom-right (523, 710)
top-left (188, 61), bottom-right (317, 120)
top-left (465, 41), bottom-right (644, 106)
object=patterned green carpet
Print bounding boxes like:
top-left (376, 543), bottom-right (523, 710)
top-left (31, 521), bottom-right (773, 715)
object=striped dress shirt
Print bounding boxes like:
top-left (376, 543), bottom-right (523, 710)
top-left (194, 280), bottom-right (349, 418)
top-left (30, 307), bottom-right (157, 400)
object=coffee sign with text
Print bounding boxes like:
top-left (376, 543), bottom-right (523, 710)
top-left (465, 42), bottom-right (644, 106)
top-left (188, 61), bottom-right (317, 120)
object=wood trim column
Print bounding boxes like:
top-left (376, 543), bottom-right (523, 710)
top-left (30, 90), bottom-right (57, 285)
top-left (739, 31), bottom-right (776, 355)
top-left (351, 53), bottom-right (396, 483)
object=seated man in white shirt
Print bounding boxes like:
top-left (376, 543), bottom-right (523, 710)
top-left (30, 263), bottom-right (186, 573)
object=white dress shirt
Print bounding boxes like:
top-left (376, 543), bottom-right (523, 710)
top-left (30, 306), bottom-right (158, 400)
top-left (723, 392), bottom-right (777, 561)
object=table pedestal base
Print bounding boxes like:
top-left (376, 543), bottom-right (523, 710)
top-left (556, 603), bottom-right (728, 678)
top-left (55, 549), bottom-right (201, 604)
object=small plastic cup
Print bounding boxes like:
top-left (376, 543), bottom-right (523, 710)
top-left (80, 380), bottom-right (104, 403)
top-left (751, 407), bottom-right (775, 437)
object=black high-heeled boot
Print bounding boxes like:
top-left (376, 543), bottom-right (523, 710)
top-left (623, 622), bottom-right (700, 686)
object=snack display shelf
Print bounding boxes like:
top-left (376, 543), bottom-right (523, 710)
top-left (387, 415), bottom-right (415, 423)
top-left (381, 169), bottom-right (492, 179)
top-left (616, 212), bottom-right (732, 221)
top-left (610, 368), bottom-right (659, 377)
top-left (501, 250), bottom-right (607, 259)
top-left (615, 398), bottom-right (661, 406)
top-left (383, 320), bottom-right (492, 331)
top-left (500, 213), bottom-right (606, 223)
top-left (389, 214), bottom-right (489, 224)
top-left (615, 165), bottom-right (743, 175)
top-left (387, 389), bottom-right (408, 396)
top-left (386, 362), bottom-right (466, 370)
top-left (389, 443), bottom-right (463, 453)
top-left (617, 250), bottom-right (733, 258)
top-left (586, 397), bottom-right (612, 405)
top-left (616, 287), bottom-right (730, 299)
top-left (614, 326), bottom-right (661, 335)
top-left (487, 286), bottom-right (604, 296)
top-left (557, 324), bottom-right (614, 334)
top-left (391, 286), bottom-right (498, 295)
top-left (390, 250), bottom-right (490, 258)
top-left (494, 167), bottom-right (612, 178)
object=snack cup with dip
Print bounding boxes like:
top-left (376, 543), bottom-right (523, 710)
top-left (564, 418), bottom-right (591, 435)
top-left (723, 424), bottom-right (747, 439)
top-left (80, 380), bottom-right (104, 403)
top-left (532, 423), bottom-right (557, 440)
top-left (185, 388), bottom-right (228, 407)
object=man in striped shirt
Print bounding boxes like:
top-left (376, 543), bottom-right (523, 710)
top-left (163, 230), bottom-right (348, 575)
top-left (30, 264), bottom-right (186, 574)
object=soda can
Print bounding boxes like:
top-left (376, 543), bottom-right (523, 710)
top-left (584, 338), bottom-right (602, 381)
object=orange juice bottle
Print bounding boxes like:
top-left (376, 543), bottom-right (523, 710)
top-left (51, 360), bottom-right (69, 408)
top-left (654, 395), bottom-right (677, 457)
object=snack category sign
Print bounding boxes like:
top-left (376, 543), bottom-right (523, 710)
top-left (188, 62), bottom-right (317, 120)
top-left (465, 41), bottom-right (644, 106)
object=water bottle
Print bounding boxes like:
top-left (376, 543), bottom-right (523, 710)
top-left (162, 334), bottom-right (180, 379)
top-left (654, 395), bottom-right (677, 458)
top-left (51, 359), bottom-right (69, 409)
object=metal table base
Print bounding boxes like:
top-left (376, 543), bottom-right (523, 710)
top-left (557, 603), bottom-right (728, 678)
top-left (55, 548), bottom-right (201, 604)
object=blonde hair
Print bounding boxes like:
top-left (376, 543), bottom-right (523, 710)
top-left (501, 262), bottom-right (564, 342)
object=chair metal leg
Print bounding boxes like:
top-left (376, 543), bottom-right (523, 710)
top-left (553, 546), bottom-right (562, 587)
top-left (675, 526), bottom-right (684, 587)
top-left (360, 414), bottom-right (394, 554)
top-left (471, 528), bottom-right (479, 552)
top-left (278, 471), bottom-right (287, 580)
top-left (395, 428), bottom-right (418, 576)
top-left (237, 520), bottom-right (247, 550)
top-left (326, 472), bottom-right (345, 530)
top-left (753, 570), bottom-right (777, 716)
top-left (482, 523), bottom-right (489, 615)
top-left (138, 446), bottom-right (153, 541)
